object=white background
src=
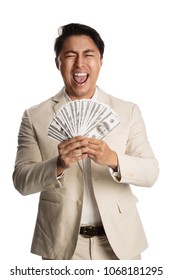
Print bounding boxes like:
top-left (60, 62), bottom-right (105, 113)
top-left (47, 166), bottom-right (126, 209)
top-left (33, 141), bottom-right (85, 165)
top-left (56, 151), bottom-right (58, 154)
top-left (0, 0), bottom-right (173, 278)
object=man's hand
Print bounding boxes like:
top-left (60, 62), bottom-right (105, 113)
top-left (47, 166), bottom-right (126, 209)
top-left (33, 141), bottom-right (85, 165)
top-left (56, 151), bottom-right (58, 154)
top-left (57, 136), bottom-right (89, 175)
top-left (87, 138), bottom-right (118, 170)
top-left (57, 136), bottom-right (118, 176)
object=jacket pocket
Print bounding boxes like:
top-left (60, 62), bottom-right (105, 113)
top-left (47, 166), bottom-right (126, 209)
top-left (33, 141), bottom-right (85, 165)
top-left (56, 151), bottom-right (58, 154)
top-left (35, 199), bottom-right (61, 241)
top-left (116, 193), bottom-right (138, 214)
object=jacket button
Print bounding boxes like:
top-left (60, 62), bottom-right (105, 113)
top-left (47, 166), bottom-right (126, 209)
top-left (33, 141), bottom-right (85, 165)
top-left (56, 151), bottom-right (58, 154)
top-left (76, 200), bottom-right (82, 207)
top-left (77, 171), bottom-right (82, 177)
top-left (93, 178), bottom-right (98, 181)
top-left (47, 184), bottom-right (55, 189)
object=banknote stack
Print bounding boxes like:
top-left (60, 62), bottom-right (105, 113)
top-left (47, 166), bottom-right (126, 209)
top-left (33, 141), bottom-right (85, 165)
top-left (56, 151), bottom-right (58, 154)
top-left (48, 99), bottom-right (120, 142)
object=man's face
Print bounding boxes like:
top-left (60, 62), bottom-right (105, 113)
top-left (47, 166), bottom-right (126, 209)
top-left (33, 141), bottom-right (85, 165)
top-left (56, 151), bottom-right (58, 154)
top-left (56, 35), bottom-right (103, 100)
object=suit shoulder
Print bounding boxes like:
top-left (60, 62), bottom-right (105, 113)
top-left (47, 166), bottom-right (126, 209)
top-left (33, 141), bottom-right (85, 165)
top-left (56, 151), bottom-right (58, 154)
top-left (98, 87), bottom-right (137, 110)
top-left (97, 88), bottom-right (142, 124)
top-left (25, 90), bottom-right (62, 115)
top-left (109, 95), bottom-right (135, 107)
top-left (27, 96), bottom-right (54, 112)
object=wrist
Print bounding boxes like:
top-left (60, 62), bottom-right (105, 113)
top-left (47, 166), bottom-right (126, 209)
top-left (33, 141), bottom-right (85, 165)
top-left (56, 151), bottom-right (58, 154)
top-left (108, 151), bottom-right (118, 170)
top-left (56, 157), bottom-right (67, 176)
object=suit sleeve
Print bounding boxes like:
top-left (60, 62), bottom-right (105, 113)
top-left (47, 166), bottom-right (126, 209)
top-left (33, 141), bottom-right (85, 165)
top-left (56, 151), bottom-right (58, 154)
top-left (12, 109), bottom-right (62, 195)
top-left (114, 104), bottom-right (159, 187)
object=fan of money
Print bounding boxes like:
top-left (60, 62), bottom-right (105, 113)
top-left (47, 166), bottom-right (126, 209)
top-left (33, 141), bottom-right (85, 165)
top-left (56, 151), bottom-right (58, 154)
top-left (48, 99), bottom-right (120, 142)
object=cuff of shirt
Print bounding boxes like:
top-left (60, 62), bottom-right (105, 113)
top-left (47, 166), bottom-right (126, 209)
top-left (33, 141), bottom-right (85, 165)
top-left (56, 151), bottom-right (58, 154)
top-left (56, 172), bottom-right (65, 187)
top-left (109, 165), bottom-right (121, 180)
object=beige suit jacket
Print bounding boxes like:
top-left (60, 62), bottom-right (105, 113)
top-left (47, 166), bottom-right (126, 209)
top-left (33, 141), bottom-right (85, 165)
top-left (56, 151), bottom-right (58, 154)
top-left (13, 87), bottom-right (159, 259)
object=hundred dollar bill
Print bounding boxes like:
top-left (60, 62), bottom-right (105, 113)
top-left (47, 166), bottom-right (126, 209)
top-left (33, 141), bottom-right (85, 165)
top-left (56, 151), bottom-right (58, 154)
top-left (47, 99), bottom-right (121, 141)
top-left (84, 111), bottom-right (120, 139)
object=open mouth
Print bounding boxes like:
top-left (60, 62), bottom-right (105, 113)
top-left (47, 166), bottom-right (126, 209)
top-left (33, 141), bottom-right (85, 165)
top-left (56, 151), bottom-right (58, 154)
top-left (73, 73), bottom-right (88, 84)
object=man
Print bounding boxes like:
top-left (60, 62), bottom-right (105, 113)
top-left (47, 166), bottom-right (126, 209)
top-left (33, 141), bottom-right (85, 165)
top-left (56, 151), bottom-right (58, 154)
top-left (13, 23), bottom-right (159, 260)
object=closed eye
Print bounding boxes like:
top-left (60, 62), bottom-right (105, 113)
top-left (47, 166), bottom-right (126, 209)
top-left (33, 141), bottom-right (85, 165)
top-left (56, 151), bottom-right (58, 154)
top-left (65, 54), bottom-right (76, 58)
top-left (65, 51), bottom-right (77, 58)
top-left (84, 50), bottom-right (95, 57)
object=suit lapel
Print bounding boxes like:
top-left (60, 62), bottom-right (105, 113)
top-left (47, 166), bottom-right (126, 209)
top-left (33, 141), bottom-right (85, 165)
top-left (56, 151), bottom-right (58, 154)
top-left (53, 88), bottom-right (68, 115)
top-left (97, 86), bottom-right (111, 105)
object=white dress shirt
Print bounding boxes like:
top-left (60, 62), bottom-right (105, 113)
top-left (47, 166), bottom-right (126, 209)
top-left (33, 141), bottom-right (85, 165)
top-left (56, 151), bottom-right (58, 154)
top-left (80, 157), bottom-right (102, 225)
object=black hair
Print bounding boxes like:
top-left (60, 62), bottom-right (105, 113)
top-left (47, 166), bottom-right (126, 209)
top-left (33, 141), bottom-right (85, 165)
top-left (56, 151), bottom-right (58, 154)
top-left (54, 23), bottom-right (104, 58)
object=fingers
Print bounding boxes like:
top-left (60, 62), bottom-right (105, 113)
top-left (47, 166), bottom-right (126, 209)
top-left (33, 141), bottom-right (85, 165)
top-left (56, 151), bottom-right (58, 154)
top-left (86, 138), bottom-right (116, 166)
top-left (58, 136), bottom-right (89, 155)
top-left (59, 136), bottom-right (87, 148)
top-left (87, 138), bottom-right (105, 155)
top-left (57, 136), bottom-right (117, 169)
top-left (57, 136), bottom-right (89, 169)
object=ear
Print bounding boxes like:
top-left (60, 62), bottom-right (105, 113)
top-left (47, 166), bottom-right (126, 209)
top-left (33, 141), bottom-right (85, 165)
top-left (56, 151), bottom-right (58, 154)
top-left (55, 57), bottom-right (59, 70)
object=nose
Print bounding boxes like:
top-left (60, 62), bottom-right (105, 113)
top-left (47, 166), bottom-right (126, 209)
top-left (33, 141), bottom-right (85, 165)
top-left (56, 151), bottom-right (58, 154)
top-left (74, 55), bottom-right (85, 68)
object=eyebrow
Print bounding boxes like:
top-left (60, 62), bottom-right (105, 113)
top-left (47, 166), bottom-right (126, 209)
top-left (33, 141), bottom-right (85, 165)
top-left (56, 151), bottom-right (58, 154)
top-left (64, 49), bottom-right (95, 55)
top-left (84, 49), bottom-right (95, 54)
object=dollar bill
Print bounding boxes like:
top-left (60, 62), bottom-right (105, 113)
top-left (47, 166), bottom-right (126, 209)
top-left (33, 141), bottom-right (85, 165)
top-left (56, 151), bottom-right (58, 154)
top-left (47, 99), bottom-right (120, 141)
